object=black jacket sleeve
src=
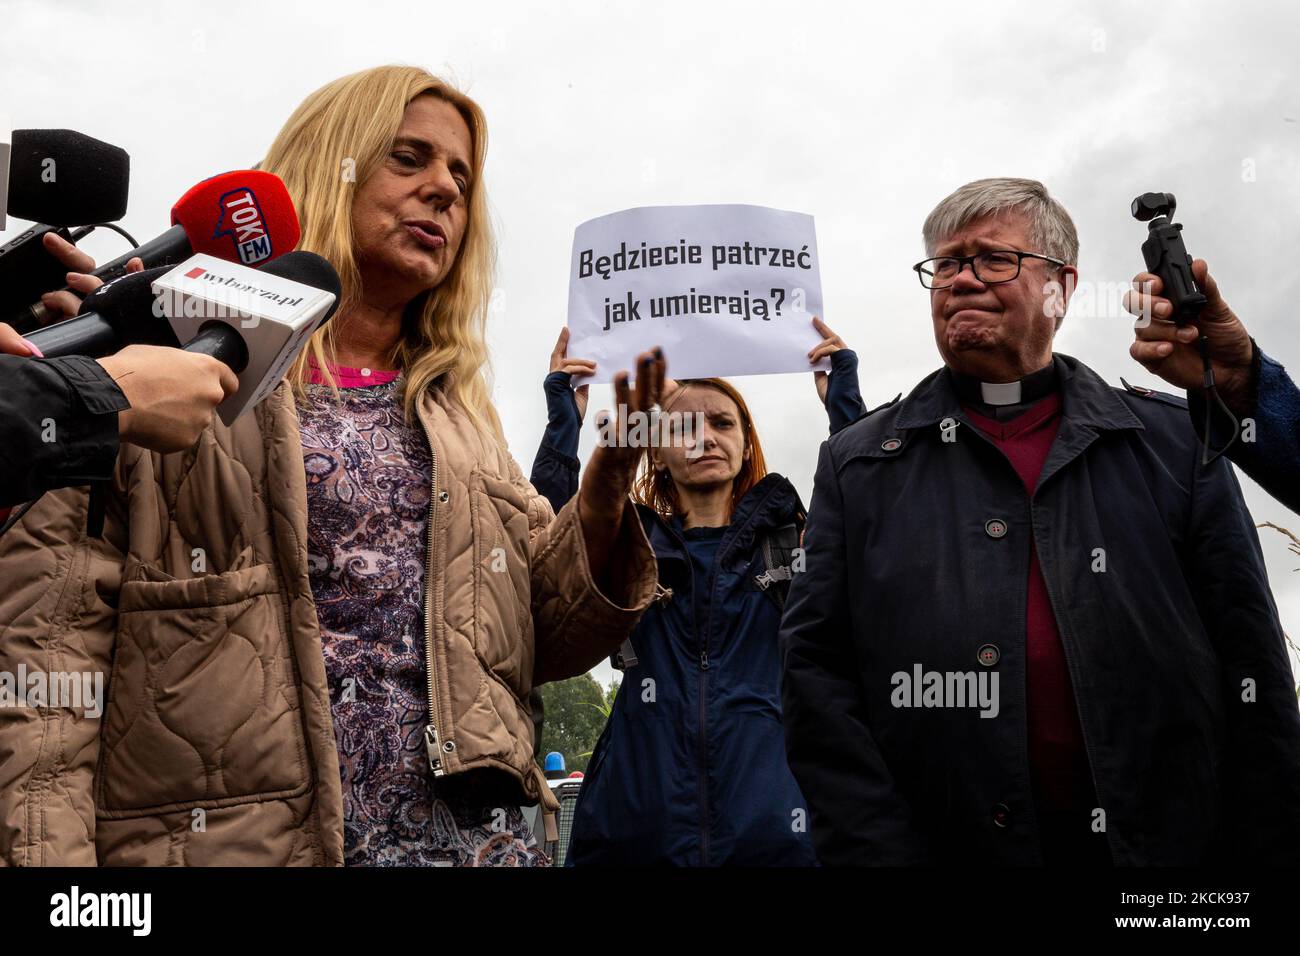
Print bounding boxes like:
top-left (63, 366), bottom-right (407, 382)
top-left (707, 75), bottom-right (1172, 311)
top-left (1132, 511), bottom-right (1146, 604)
top-left (779, 441), bottom-right (931, 864)
top-left (0, 355), bottom-right (128, 507)
top-left (1184, 437), bottom-right (1300, 862)
top-left (529, 370), bottom-right (581, 513)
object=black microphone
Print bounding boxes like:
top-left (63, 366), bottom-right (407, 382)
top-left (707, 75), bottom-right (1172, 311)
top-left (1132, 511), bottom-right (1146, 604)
top-left (24, 267), bottom-right (179, 358)
top-left (183, 321), bottom-right (251, 373)
top-left (159, 252), bottom-right (342, 380)
top-left (8, 169), bottom-right (301, 331)
top-left (0, 129), bottom-right (131, 319)
top-left (28, 252), bottom-right (341, 357)
top-left (27, 251), bottom-right (341, 424)
top-left (2, 129), bottom-right (130, 227)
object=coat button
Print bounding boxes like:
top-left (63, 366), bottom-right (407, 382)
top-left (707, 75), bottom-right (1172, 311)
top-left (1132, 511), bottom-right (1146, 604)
top-left (438, 490), bottom-right (450, 503)
top-left (881, 438), bottom-right (902, 452)
top-left (992, 803), bottom-right (1011, 828)
top-left (984, 518), bottom-right (1008, 538)
top-left (977, 644), bottom-right (1000, 667)
top-left (442, 739), bottom-right (456, 753)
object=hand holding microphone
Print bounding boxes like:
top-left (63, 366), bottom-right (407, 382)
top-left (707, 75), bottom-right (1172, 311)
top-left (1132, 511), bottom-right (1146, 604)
top-left (0, 321), bottom-right (40, 357)
top-left (0, 127), bottom-right (132, 324)
top-left (38, 230), bottom-right (143, 319)
top-left (96, 345), bottom-right (238, 453)
top-left (7, 252), bottom-right (233, 452)
top-left (14, 168), bottom-right (300, 327)
top-left (3, 314), bottom-right (237, 455)
top-left (28, 250), bottom-right (341, 425)
top-left (0, 166), bottom-right (328, 523)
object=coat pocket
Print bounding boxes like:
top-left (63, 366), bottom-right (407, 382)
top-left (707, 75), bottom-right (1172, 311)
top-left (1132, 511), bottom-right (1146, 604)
top-left (96, 562), bottom-right (310, 816)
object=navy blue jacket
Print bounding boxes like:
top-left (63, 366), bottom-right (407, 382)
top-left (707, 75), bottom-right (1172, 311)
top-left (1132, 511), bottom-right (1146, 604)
top-left (780, 353), bottom-right (1300, 865)
top-left (1188, 340), bottom-right (1300, 514)
top-left (567, 474), bottom-right (819, 865)
top-left (529, 370), bottom-right (584, 515)
top-left (530, 354), bottom-right (862, 864)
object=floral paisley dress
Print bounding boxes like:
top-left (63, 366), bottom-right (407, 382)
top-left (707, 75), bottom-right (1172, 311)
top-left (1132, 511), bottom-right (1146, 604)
top-left (296, 362), bottom-right (547, 867)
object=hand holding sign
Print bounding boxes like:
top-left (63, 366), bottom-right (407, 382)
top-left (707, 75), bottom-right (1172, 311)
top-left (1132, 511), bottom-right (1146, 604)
top-left (567, 205), bottom-right (827, 383)
top-left (549, 327), bottom-right (595, 420)
top-left (809, 316), bottom-right (849, 405)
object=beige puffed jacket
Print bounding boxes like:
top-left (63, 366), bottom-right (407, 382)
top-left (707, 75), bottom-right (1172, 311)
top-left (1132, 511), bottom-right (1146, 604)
top-left (0, 379), bottom-right (656, 865)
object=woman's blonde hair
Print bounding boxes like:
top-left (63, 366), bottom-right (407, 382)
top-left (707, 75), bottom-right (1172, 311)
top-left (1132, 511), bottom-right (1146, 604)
top-left (261, 64), bottom-right (500, 434)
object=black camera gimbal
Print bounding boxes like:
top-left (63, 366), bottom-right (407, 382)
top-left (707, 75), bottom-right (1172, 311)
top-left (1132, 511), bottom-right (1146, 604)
top-left (1132, 192), bottom-right (1208, 323)
top-left (1130, 191), bottom-right (1236, 464)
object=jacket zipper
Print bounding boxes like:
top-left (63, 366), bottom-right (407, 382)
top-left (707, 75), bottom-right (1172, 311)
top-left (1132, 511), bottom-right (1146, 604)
top-left (698, 641), bottom-right (710, 866)
top-left (676, 498), bottom-right (778, 867)
top-left (668, 519), bottom-right (714, 866)
top-left (693, 524), bottom-right (730, 868)
top-left (416, 405), bottom-right (446, 777)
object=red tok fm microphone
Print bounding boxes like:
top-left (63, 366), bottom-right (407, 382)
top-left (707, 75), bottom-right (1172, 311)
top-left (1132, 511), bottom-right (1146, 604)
top-left (22, 169), bottom-right (301, 326)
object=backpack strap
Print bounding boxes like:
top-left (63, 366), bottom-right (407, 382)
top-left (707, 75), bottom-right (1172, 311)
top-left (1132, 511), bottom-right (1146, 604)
top-left (611, 637), bottom-right (639, 671)
top-left (608, 584), bottom-right (672, 670)
top-left (753, 521), bottom-right (803, 611)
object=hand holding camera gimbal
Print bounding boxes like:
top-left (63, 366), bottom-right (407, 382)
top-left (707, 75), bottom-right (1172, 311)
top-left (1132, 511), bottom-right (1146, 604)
top-left (1124, 193), bottom-right (1255, 463)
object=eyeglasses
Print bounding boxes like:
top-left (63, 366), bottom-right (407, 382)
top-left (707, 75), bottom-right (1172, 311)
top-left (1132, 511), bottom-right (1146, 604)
top-left (912, 250), bottom-right (1066, 290)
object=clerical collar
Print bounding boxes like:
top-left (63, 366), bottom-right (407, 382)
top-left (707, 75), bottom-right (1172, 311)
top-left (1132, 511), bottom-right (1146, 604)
top-left (947, 358), bottom-right (1059, 419)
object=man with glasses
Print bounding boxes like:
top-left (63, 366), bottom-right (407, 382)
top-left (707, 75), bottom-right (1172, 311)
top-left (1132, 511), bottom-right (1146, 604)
top-left (780, 177), bottom-right (1300, 865)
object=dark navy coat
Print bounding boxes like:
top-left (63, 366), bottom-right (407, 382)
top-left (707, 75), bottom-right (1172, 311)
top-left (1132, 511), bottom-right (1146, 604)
top-left (780, 352), bottom-right (1300, 865)
top-left (567, 474), bottom-right (819, 866)
top-left (1189, 340), bottom-right (1300, 515)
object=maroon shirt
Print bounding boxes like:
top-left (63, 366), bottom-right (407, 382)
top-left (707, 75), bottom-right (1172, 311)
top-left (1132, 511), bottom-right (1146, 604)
top-left (961, 392), bottom-right (1100, 859)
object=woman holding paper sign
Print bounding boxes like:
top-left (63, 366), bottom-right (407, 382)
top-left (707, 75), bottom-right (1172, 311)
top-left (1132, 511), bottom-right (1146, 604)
top-left (0, 65), bottom-right (662, 868)
top-left (536, 318), bottom-right (863, 865)
top-left (531, 317), bottom-right (865, 510)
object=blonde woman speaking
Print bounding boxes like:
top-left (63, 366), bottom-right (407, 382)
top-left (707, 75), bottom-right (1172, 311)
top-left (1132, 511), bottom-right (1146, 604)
top-left (0, 65), bottom-right (662, 867)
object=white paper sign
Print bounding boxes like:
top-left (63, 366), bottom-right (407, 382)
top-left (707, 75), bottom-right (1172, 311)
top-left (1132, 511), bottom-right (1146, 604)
top-left (566, 204), bottom-right (826, 383)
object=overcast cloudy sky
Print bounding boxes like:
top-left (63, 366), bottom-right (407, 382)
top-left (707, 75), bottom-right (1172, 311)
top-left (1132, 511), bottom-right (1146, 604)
top-left (3, 0), bottom-right (1298, 688)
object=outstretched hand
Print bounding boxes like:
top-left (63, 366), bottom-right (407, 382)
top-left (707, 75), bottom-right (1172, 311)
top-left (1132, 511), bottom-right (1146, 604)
top-left (577, 348), bottom-right (666, 595)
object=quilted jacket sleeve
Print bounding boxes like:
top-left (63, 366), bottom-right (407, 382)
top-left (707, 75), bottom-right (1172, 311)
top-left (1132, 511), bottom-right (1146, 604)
top-left (505, 455), bottom-right (656, 686)
top-left (0, 475), bottom-right (127, 866)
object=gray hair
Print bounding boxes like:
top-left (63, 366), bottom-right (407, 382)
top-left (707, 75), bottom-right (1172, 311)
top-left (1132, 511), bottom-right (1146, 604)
top-left (922, 178), bottom-right (1078, 330)
top-left (922, 177), bottom-right (1079, 265)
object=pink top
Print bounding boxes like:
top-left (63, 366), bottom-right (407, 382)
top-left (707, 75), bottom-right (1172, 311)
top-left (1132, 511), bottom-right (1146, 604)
top-left (305, 356), bottom-right (401, 388)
